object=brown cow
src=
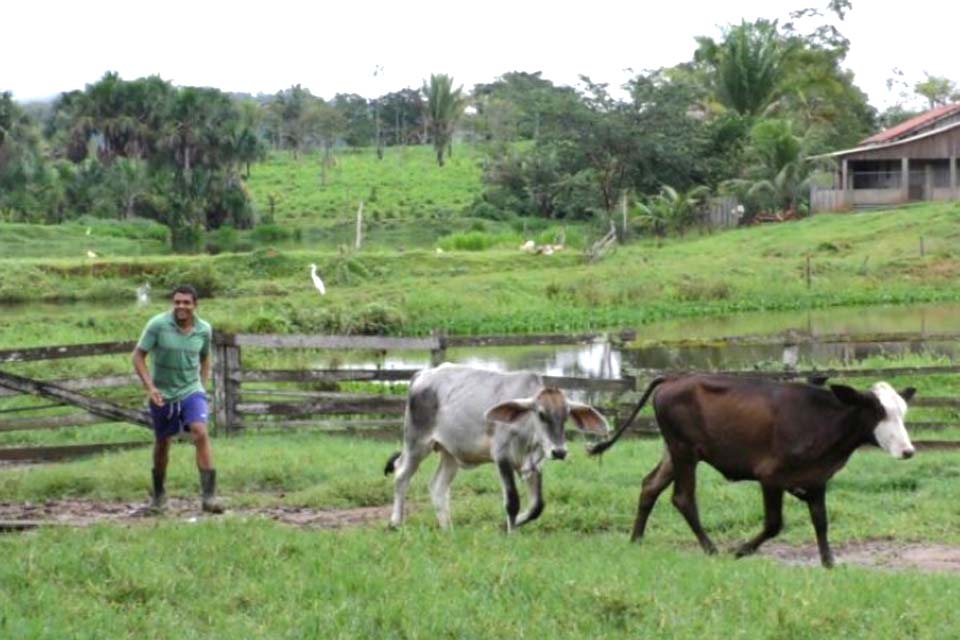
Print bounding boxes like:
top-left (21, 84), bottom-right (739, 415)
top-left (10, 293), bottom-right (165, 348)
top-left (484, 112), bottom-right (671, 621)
top-left (589, 375), bottom-right (916, 568)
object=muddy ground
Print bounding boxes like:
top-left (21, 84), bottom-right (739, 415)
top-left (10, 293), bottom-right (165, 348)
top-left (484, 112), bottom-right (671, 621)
top-left (2, 499), bottom-right (960, 574)
top-left (0, 498), bottom-right (391, 531)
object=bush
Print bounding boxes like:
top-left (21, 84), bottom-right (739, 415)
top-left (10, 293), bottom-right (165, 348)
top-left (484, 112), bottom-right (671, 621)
top-left (171, 225), bottom-right (205, 253)
top-left (673, 279), bottom-right (732, 302)
top-left (251, 224), bottom-right (293, 244)
top-left (156, 263), bottom-right (226, 298)
top-left (437, 231), bottom-right (516, 251)
top-left (206, 225), bottom-right (239, 254)
top-left (346, 302), bottom-right (405, 335)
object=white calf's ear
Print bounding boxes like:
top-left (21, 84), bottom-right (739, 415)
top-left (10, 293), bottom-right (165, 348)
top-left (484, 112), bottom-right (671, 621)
top-left (900, 387), bottom-right (917, 403)
top-left (485, 398), bottom-right (536, 423)
top-left (568, 402), bottom-right (610, 435)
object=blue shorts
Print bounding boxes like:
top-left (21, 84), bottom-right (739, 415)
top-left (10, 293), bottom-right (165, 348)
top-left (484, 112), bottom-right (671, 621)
top-left (149, 392), bottom-right (209, 440)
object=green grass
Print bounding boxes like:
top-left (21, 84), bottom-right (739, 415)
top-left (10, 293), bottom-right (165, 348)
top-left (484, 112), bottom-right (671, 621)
top-left (3, 436), bottom-right (960, 638)
top-left (246, 146), bottom-right (483, 225)
top-left (0, 217), bottom-right (170, 259)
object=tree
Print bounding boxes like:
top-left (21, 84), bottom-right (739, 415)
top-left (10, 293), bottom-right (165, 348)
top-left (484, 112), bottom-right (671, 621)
top-left (723, 118), bottom-right (811, 215)
top-left (423, 74), bottom-right (466, 167)
top-left (332, 93), bottom-right (375, 147)
top-left (695, 20), bottom-right (792, 117)
top-left (633, 185), bottom-right (712, 237)
top-left (914, 74), bottom-right (959, 109)
top-left (305, 100), bottom-right (346, 184)
top-left (377, 88), bottom-right (425, 146)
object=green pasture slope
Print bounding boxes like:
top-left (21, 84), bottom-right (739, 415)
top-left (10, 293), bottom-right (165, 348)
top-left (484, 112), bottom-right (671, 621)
top-left (3, 436), bottom-right (960, 638)
top-left (247, 146), bottom-right (482, 225)
top-left (3, 200), bottom-right (960, 339)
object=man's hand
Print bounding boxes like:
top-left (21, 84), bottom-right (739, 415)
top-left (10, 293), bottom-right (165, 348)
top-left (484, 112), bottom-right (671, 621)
top-left (147, 386), bottom-right (165, 407)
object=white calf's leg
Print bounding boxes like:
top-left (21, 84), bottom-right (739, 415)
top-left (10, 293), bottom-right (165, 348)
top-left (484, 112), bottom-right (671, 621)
top-left (429, 449), bottom-right (460, 529)
top-left (390, 440), bottom-right (432, 527)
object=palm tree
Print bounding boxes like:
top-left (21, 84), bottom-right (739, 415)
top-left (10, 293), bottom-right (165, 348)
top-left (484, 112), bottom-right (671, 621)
top-left (695, 20), bottom-right (791, 117)
top-left (722, 118), bottom-right (810, 214)
top-left (633, 185), bottom-right (712, 237)
top-left (423, 74), bottom-right (466, 167)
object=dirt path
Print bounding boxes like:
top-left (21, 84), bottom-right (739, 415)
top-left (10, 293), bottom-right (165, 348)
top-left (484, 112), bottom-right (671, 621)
top-left (758, 540), bottom-right (960, 573)
top-left (4, 500), bottom-right (960, 574)
top-left (0, 499), bottom-right (391, 530)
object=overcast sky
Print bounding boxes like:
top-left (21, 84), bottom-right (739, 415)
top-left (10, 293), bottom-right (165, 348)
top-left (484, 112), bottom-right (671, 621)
top-left (4, 0), bottom-right (954, 110)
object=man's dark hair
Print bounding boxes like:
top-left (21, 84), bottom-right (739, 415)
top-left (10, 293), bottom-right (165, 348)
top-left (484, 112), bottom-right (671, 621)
top-left (171, 284), bottom-right (199, 302)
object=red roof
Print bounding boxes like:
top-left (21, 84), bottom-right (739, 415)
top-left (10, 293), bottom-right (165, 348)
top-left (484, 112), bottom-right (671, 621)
top-left (861, 103), bottom-right (960, 145)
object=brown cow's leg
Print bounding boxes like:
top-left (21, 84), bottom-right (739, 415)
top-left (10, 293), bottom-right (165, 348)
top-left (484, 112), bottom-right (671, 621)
top-left (734, 484), bottom-right (784, 558)
top-left (671, 458), bottom-right (717, 555)
top-left (630, 451), bottom-right (674, 542)
top-left (804, 486), bottom-right (834, 568)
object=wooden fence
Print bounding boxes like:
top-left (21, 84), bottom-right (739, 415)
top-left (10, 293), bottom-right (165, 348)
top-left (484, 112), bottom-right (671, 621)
top-left (0, 328), bottom-right (959, 461)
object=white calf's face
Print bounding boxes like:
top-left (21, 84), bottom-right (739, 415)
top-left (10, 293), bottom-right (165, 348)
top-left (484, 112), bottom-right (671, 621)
top-left (871, 382), bottom-right (915, 459)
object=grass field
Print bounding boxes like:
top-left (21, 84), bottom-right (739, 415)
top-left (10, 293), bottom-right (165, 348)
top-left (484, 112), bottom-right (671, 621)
top-left (3, 436), bottom-right (960, 638)
top-left (3, 201), bottom-right (960, 335)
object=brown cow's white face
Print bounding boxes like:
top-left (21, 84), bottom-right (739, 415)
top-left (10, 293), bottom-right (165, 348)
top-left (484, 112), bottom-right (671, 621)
top-left (872, 382), bottom-right (916, 459)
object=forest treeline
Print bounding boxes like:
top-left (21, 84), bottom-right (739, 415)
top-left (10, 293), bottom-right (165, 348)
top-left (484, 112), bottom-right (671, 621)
top-left (1, 3), bottom-right (952, 249)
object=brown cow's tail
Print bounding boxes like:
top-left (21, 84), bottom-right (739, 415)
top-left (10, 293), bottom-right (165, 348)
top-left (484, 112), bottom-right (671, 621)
top-left (587, 377), bottom-right (666, 457)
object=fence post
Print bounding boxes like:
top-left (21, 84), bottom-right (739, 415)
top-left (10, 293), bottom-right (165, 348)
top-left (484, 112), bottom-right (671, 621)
top-left (213, 332), bottom-right (242, 434)
top-left (225, 343), bottom-right (241, 432)
top-left (430, 329), bottom-right (447, 366)
top-left (212, 333), bottom-right (228, 436)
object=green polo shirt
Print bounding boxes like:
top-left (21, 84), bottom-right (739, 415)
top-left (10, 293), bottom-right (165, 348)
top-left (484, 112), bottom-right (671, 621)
top-left (136, 311), bottom-right (212, 402)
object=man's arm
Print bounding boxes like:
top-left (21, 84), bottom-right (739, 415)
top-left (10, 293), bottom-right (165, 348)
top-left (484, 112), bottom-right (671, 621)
top-left (132, 347), bottom-right (164, 406)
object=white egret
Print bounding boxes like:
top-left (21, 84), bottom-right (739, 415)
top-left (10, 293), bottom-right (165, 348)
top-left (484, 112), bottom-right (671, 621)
top-left (136, 283), bottom-right (151, 306)
top-left (86, 250), bottom-right (97, 259)
top-left (309, 263), bottom-right (326, 295)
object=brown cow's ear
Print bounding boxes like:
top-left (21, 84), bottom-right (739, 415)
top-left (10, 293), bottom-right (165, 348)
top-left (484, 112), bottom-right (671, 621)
top-left (900, 387), bottom-right (917, 403)
top-left (568, 402), bottom-right (610, 435)
top-left (830, 384), bottom-right (872, 407)
top-left (485, 399), bottom-right (535, 424)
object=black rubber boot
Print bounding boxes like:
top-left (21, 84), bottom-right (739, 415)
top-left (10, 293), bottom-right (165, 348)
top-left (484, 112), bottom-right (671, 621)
top-left (149, 468), bottom-right (167, 514)
top-left (199, 468), bottom-right (224, 514)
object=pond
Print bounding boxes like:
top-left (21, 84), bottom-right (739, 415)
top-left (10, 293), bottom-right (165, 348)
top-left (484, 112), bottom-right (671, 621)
top-left (332, 301), bottom-right (960, 378)
top-left (5, 300), bottom-right (960, 379)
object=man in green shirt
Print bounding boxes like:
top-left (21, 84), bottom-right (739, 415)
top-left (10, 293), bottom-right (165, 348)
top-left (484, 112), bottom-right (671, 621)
top-left (132, 284), bottom-right (223, 514)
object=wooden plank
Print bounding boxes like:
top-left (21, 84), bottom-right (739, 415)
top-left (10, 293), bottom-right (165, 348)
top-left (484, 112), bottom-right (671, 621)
top-left (0, 374), bottom-right (139, 398)
top-left (233, 334), bottom-right (439, 351)
top-left (0, 370), bottom-right (150, 428)
top-left (241, 389), bottom-right (405, 400)
top-left (238, 368), bottom-right (419, 383)
top-left (237, 396), bottom-right (406, 417)
top-left (0, 441), bottom-right (150, 463)
top-left (629, 331), bottom-right (960, 349)
top-left (243, 418), bottom-right (403, 429)
top-left (448, 333), bottom-right (589, 347)
top-left (0, 413), bottom-right (106, 432)
top-left (0, 341), bottom-right (136, 363)
top-left (628, 366), bottom-right (960, 381)
top-left (542, 375), bottom-right (635, 392)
